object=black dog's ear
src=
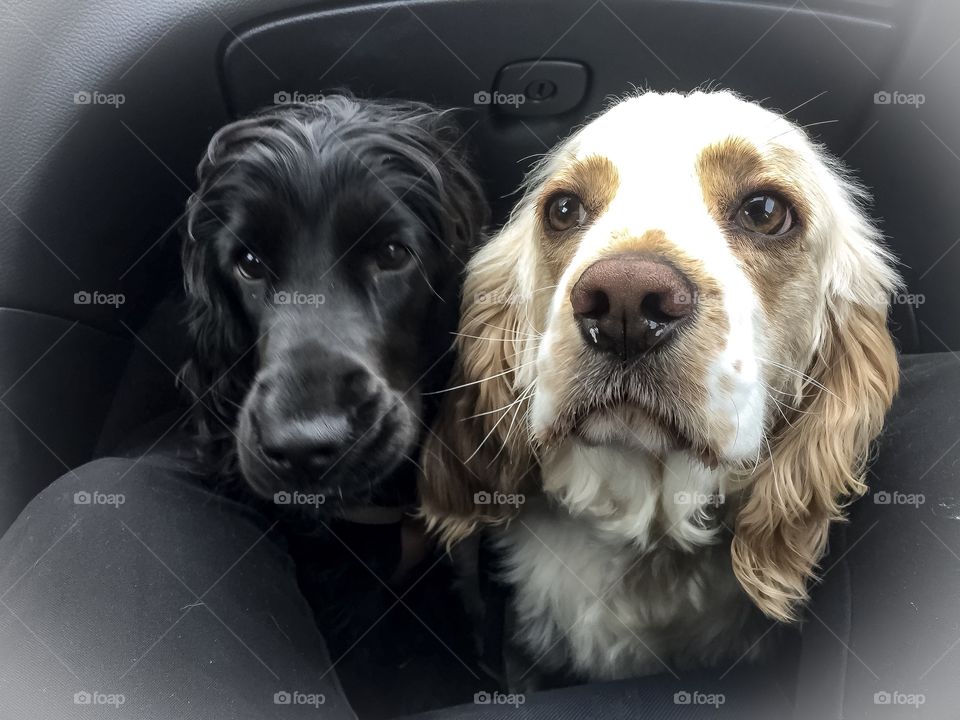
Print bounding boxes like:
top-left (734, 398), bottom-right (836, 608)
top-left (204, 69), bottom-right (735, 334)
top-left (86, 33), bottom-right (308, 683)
top-left (429, 116), bottom-right (489, 264)
top-left (377, 106), bottom-right (489, 265)
top-left (369, 105), bottom-right (489, 397)
top-left (178, 127), bottom-right (258, 462)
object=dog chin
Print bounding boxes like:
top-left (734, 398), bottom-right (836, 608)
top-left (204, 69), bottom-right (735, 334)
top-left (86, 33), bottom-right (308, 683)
top-left (569, 404), bottom-right (720, 469)
top-left (236, 406), bottom-right (419, 510)
top-left (237, 446), bottom-right (405, 510)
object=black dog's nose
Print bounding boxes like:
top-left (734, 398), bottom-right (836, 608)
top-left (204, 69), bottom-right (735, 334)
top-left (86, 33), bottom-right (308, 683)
top-left (570, 254), bottom-right (697, 358)
top-left (260, 414), bottom-right (352, 473)
top-left (254, 363), bottom-right (378, 477)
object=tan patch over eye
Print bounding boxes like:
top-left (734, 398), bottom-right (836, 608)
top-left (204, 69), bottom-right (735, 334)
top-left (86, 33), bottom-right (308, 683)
top-left (537, 155), bottom-right (620, 277)
top-left (695, 137), bottom-right (811, 316)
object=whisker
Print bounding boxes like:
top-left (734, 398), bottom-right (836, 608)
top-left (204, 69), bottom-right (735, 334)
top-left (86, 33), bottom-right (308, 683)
top-left (464, 395), bottom-right (521, 464)
top-left (777, 89), bottom-right (829, 121)
top-left (761, 434), bottom-right (775, 473)
top-left (402, 452), bottom-right (426, 475)
top-left (408, 247), bottom-right (443, 301)
top-left (504, 346), bottom-right (535, 363)
top-left (487, 385), bottom-right (536, 467)
top-left (760, 379), bottom-right (819, 417)
top-left (463, 392), bottom-right (530, 420)
top-left (763, 387), bottom-right (795, 428)
top-left (422, 359), bottom-right (537, 396)
top-left (752, 437), bottom-right (763, 473)
top-left (754, 356), bottom-right (838, 400)
top-left (470, 320), bottom-right (542, 338)
top-left (799, 118), bottom-right (840, 131)
top-left (451, 332), bottom-right (522, 343)
top-left (517, 151), bottom-right (549, 165)
top-left (448, 335), bottom-right (539, 364)
top-left (770, 118), bottom-right (839, 141)
top-left (220, 396), bottom-right (245, 411)
top-left (760, 382), bottom-right (797, 397)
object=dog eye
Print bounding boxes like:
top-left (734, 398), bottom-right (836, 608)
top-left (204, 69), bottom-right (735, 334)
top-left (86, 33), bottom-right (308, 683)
top-left (546, 193), bottom-right (587, 232)
top-left (735, 194), bottom-right (795, 236)
top-left (235, 250), bottom-right (266, 280)
top-left (375, 241), bottom-right (412, 271)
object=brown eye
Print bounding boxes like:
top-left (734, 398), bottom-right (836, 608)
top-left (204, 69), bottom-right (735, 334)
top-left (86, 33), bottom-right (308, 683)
top-left (376, 241), bottom-right (412, 271)
top-left (546, 193), bottom-right (587, 232)
top-left (735, 194), bottom-right (795, 236)
top-left (235, 250), bottom-right (265, 280)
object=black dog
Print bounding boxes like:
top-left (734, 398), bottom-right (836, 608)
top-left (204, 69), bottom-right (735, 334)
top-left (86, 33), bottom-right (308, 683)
top-left (178, 96), bottom-right (489, 715)
top-left (180, 96), bottom-right (486, 512)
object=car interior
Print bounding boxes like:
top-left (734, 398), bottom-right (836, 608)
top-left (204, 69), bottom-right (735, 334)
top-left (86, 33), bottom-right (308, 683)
top-left (1, 0), bottom-right (958, 717)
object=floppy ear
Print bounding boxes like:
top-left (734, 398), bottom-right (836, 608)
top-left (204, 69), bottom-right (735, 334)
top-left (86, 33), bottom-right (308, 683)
top-left (178, 128), bottom-right (257, 465)
top-left (731, 179), bottom-right (900, 622)
top-left (376, 107), bottom-right (488, 265)
top-left (419, 210), bottom-right (542, 545)
top-left (385, 109), bottom-right (490, 392)
top-left (431, 119), bottom-right (488, 264)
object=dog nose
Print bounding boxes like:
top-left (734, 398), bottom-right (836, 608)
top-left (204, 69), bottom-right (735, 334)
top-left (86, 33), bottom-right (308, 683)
top-left (570, 254), bottom-right (697, 357)
top-left (255, 364), bottom-right (377, 476)
top-left (259, 413), bottom-right (352, 473)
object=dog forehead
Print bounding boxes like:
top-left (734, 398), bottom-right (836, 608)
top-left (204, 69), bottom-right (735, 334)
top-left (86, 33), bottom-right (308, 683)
top-left (571, 92), bottom-right (805, 182)
top-left (554, 94), bottom-right (808, 302)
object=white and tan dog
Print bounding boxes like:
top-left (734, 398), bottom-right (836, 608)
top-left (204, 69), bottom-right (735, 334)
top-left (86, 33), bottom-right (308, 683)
top-left (420, 91), bottom-right (899, 681)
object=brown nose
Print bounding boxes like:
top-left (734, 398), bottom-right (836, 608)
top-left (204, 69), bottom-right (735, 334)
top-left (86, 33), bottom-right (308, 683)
top-left (570, 254), bottom-right (697, 358)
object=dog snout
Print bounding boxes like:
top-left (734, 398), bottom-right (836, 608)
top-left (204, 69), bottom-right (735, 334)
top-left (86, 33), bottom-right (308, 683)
top-left (258, 413), bottom-right (352, 473)
top-left (253, 362), bottom-right (379, 477)
top-left (570, 254), bottom-right (697, 357)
